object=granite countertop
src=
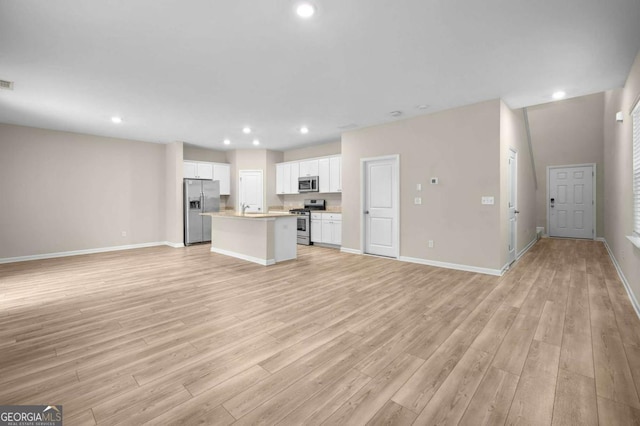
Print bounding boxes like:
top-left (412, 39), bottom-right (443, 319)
top-left (201, 211), bottom-right (296, 219)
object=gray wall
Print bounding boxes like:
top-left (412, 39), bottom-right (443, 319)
top-left (283, 140), bottom-right (340, 161)
top-left (500, 102), bottom-right (537, 264)
top-left (183, 144), bottom-right (227, 163)
top-left (342, 99), bottom-right (504, 270)
top-left (527, 93), bottom-right (605, 237)
top-left (0, 124), bottom-right (167, 259)
top-left (604, 50), bottom-right (640, 307)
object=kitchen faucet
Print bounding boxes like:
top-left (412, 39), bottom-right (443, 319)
top-left (241, 203), bottom-right (248, 215)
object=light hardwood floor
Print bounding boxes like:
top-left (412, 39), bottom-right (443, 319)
top-left (1, 238), bottom-right (640, 425)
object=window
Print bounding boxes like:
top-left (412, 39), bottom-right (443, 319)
top-left (634, 102), bottom-right (640, 235)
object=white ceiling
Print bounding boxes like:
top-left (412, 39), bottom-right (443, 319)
top-left (1, 0), bottom-right (639, 151)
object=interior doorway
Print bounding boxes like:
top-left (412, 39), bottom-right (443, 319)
top-left (238, 170), bottom-right (263, 213)
top-left (547, 164), bottom-right (595, 239)
top-left (362, 155), bottom-right (399, 258)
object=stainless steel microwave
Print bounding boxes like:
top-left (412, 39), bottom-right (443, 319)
top-left (298, 176), bottom-right (319, 192)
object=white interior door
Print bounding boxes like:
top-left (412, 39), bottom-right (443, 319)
top-left (364, 156), bottom-right (399, 258)
top-left (508, 149), bottom-right (517, 264)
top-left (548, 165), bottom-right (594, 239)
top-left (239, 170), bottom-right (263, 213)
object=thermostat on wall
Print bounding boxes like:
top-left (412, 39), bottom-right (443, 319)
top-left (430, 177), bottom-right (439, 185)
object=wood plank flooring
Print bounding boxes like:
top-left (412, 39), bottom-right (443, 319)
top-left (1, 238), bottom-right (640, 425)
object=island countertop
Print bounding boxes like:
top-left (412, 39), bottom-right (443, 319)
top-left (201, 211), bottom-right (296, 219)
top-left (202, 211), bottom-right (297, 265)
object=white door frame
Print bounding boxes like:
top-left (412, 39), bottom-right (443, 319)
top-left (546, 163), bottom-right (596, 240)
top-left (508, 148), bottom-right (518, 264)
top-left (238, 169), bottom-right (264, 213)
top-left (360, 154), bottom-right (400, 258)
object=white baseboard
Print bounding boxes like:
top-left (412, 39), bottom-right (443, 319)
top-left (517, 237), bottom-right (538, 260)
top-left (602, 239), bottom-right (640, 320)
top-left (340, 247), bottom-right (363, 255)
top-left (164, 241), bottom-right (185, 248)
top-left (209, 247), bottom-right (274, 266)
top-left (0, 241), bottom-right (173, 264)
top-left (399, 256), bottom-right (504, 276)
top-left (596, 237), bottom-right (606, 243)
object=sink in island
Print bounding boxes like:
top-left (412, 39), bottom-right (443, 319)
top-left (200, 211), bottom-right (297, 266)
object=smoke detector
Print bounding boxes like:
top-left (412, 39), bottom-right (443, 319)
top-left (0, 80), bottom-right (14, 90)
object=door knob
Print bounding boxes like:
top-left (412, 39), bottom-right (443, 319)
top-left (514, 210), bottom-right (520, 214)
top-left (364, 210), bottom-right (369, 214)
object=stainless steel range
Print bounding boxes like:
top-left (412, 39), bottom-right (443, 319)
top-left (289, 199), bottom-right (326, 245)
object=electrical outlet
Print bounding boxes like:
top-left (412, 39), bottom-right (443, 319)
top-left (481, 196), bottom-right (495, 205)
top-left (428, 240), bottom-right (434, 248)
top-left (121, 231), bottom-right (127, 237)
top-left (414, 197), bottom-right (422, 205)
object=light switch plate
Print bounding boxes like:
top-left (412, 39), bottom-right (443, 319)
top-left (416, 183), bottom-right (422, 191)
top-left (414, 197), bottom-right (422, 205)
top-left (481, 196), bottom-right (495, 205)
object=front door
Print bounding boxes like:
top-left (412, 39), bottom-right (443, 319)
top-left (508, 149), bottom-right (517, 264)
top-left (239, 170), bottom-right (263, 213)
top-left (548, 165), bottom-right (594, 239)
top-left (364, 156), bottom-right (399, 258)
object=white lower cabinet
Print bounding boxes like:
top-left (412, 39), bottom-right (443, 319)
top-left (311, 218), bottom-right (322, 243)
top-left (311, 213), bottom-right (341, 246)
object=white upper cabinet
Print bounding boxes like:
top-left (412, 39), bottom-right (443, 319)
top-left (276, 155), bottom-right (341, 195)
top-left (183, 161), bottom-right (198, 179)
top-left (299, 159), bottom-right (319, 177)
top-left (197, 162), bottom-right (214, 179)
top-left (277, 162), bottom-right (299, 195)
top-left (329, 156), bottom-right (342, 193)
top-left (213, 163), bottom-right (230, 195)
top-left (318, 158), bottom-right (330, 193)
top-left (276, 163), bottom-right (285, 195)
top-left (184, 161), bottom-right (212, 179)
top-left (184, 161), bottom-right (230, 195)
top-left (290, 162), bottom-right (300, 194)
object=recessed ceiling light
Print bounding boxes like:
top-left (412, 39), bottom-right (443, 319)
top-left (223, 139), bottom-right (231, 145)
top-left (389, 111), bottom-right (403, 117)
top-left (300, 126), bottom-right (309, 134)
top-left (111, 116), bottom-right (123, 124)
top-left (242, 126), bottom-right (251, 134)
top-left (296, 2), bottom-right (315, 18)
top-left (552, 91), bottom-right (566, 100)
top-left (253, 139), bottom-right (260, 146)
top-left (416, 104), bottom-right (429, 110)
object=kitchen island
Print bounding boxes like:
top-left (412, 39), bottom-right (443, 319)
top-left (200, 212), bottom-right (297, 266)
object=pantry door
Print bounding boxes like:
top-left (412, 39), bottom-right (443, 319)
top-left (238, 170), bottom-right (263, 213)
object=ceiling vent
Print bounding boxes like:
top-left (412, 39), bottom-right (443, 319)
top-left (0, 80), bottom-right (14, 90)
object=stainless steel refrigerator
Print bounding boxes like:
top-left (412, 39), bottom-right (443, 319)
top-left (184, 179), bottom-right (220, 245)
